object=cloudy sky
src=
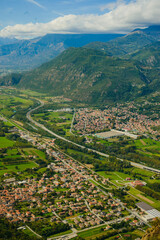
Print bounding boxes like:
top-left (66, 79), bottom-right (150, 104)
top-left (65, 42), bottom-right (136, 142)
top-left (0, 0), bottom-right (160, 39)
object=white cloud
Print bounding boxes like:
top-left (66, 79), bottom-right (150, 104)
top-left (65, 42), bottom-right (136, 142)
top-left (100, 0), bottom-right (125, 11)
top-left (0, 0), bottom-right (160, 39)
top-left (26, 0), bottom-right (46, 10)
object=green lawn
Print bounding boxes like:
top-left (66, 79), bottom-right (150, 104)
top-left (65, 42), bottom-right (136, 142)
top-left (54, 187), bottom-right (69, 192)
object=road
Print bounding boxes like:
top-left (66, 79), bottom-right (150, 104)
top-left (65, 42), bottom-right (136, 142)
top-left (26, 100), bottom-right (160, 174)
top-left (26, 225), bottom-right (42, 238)
top-left (70, 108), bottom-right (76, 134)
top-left (84, 199), bottom-right (107, 224)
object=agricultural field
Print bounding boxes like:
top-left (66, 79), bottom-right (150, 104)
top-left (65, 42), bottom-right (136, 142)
top-left (0, 136), bottom-right (14, 148)
top-left (0, 162), bottom-right (38, 176)
top-left (106, 229), bottom-right (145, 240)
top-left (0, 145), bottom-right (42, 176)
top-left (78, 225), bottom-right (108, 239)
top-left (0, 121), bottom-right (48, 177)
top-left (97, 171), bottom-right (131, 181)
top-left (48, 230), bottom-right (72, 238)
top-left (0, 92), bottom-right (34, 117)
top-left (33, 110), bottom-right (74, 136)
top-left (134, 138), bottom-right (160, 157)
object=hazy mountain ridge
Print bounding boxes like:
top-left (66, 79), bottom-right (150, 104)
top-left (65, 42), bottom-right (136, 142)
top-left (0, 33), bottom-right (123, 71)
top-left (85, 25), bottom-right (160, 56)
top-left (0, 37), bottom-right (19, 46)
top-left (0, 25), bottom-right (159, 71)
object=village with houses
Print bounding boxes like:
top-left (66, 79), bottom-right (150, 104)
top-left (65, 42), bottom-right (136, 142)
top-left (0, 124), bottom-right (160, 239)
top-left (73, 101), bottom-right (160, 139)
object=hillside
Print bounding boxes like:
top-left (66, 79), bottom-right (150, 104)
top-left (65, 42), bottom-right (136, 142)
top-left (1, 47), bottom-right (158, 105)
top-left (0, 33), bottom-right (123, 72)
top-left (128, 41), bottom-right (160, 93)
top-left (129, 41), bottom-right (160, 67)
top-left (85, 25), bottom-right (160, 56)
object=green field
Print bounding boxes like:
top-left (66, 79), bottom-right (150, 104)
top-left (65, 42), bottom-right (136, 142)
top-left (33, 110), bottom-right (73, 137)
top-left (24, 148), bottom-right (46, 160)
top-left (134, 138), bottom-right (160, 157)
top-left (37, 167), bottom-right (47, 174)
top-left (129, 187), bottom-right (160, 210)
top-left (131, 167), bottom-right (153, 178)
top-left (0, 137), bottom-right (14, 148)
top-left (0, 93), bottom-right (34, 117)
top-left (0, 144), bottom-right (47, 176)
top-left (97, 171), bottom-right (131, 181)
top-left (98, 169), bottom-right (160, 210)
top-left (106, 229), bottom-right (145, 240)
top-left (34, 111), bottom-right (73, 124)
top-left (48, 230), bottom-right (72, 238)
top-left (78, 225), bottom-right (107, 239)
top-left (0, 162), bottom-right (38, 176)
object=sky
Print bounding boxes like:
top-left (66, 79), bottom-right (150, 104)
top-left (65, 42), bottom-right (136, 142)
top-left (0, 0), bottom-right (160, 39)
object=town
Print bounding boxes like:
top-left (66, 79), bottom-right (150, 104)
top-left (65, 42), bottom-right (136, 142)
top-left (73, 101), bottom-right (160, 139)
top-left (1, 126), bottom-right (159, 239)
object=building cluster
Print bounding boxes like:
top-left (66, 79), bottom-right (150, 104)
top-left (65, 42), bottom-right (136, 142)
top-left (73, 108), bottom-right (113, 134)
top-left (73, 102), bottom-right (160, 138)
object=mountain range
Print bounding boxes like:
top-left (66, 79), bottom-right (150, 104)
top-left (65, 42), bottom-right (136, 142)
top-left (0, 25), bottom-right (160, 105)
top-left (86, 25), bottom-right (160, 56)
top-left (0, 33), bottom-right (123, 71)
